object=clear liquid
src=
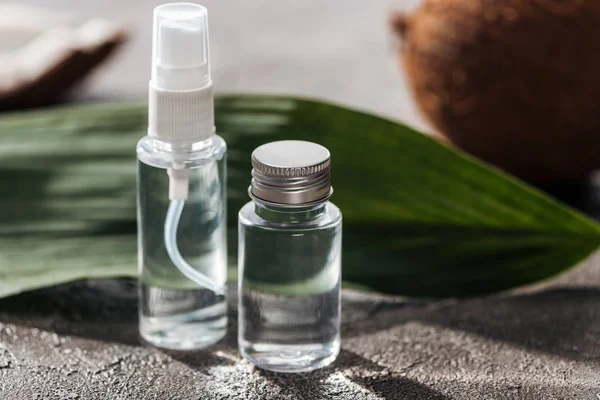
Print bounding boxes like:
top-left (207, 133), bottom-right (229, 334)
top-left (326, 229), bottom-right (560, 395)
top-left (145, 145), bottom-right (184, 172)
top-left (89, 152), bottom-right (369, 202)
top-left (137, 136), bottom-right (227, 350)
top-left (238, 202), bottom-right (342, 373)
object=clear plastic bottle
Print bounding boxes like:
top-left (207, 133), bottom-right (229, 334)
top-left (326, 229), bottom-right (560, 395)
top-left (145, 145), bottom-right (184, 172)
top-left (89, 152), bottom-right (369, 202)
top-left (138, 136), bottom-right (227, 350)
top-left (238, 140), bottom-right (342, 373)
top-left (138, 3), bottom-right (227, 350)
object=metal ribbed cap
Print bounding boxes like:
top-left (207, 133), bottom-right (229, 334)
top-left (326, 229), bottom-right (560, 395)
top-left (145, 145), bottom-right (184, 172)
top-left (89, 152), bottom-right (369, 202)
top-left (250, 140), bottom-right (333, 207)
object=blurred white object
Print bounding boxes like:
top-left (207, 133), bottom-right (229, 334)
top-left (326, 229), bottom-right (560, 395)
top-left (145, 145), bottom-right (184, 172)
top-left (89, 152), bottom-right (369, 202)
top-left (0, 3), bottom-right (127, 109)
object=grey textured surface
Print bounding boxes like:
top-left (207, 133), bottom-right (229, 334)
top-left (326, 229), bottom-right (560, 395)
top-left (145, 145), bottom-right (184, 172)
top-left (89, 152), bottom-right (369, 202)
top-left (0, 259), bottom-right (599, 400)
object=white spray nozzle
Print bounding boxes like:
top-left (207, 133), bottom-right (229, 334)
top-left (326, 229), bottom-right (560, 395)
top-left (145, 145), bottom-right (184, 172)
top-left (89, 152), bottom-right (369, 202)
top-left (152, 3), bottom-right (210, 90)
top-left (148, 3), bottom-right (215, 143)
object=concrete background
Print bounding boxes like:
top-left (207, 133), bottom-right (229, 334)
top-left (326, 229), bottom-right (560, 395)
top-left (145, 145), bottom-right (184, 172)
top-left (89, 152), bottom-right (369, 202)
top-left (21, 0), bottom-right (428, 131)
top-left (0, 272), bottom-right (599, 399)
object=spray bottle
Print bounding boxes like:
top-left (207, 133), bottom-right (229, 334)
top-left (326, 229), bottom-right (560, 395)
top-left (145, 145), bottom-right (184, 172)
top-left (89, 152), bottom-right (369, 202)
top-left (137, 3), bottom-right (227, 350)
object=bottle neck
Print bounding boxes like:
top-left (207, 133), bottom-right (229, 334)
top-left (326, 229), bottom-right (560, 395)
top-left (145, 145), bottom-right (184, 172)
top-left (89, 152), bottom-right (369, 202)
top-left (254, 201), bottom-right (327, 224)
top-left (150, 136), bottom-right (214, 153)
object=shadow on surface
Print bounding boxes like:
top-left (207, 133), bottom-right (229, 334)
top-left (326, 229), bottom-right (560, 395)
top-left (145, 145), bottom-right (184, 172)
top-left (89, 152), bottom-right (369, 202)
top-left (0, 279), bottom-right (141, 346)
top-left (1, 280), bottom-right (599, 366)
top-left (257, 350), bottom-right (450, 400)
top-left (0, 279), bottom-right (239, 355)
top-left (351, 375), bottom-right (451, 400)
top-left (163, 347), bottom-right (239, 370)
top-left (339, 350), bottom-right (451, 400)
top-left (342, 287), bottom-right (600, 362)
top-left (419, 288), bottom-right (600, 362)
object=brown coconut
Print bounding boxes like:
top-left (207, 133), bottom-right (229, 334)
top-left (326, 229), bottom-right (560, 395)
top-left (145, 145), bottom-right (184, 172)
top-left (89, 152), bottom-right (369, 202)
top-left (0, 5), bottom-right (127, 110)
top-left (392, 0), bottom-right (600, 181)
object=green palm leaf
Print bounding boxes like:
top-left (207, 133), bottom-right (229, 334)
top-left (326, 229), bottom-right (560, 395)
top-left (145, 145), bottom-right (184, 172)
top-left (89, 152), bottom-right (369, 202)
top-left (0, 96), bottom-right (598, 298)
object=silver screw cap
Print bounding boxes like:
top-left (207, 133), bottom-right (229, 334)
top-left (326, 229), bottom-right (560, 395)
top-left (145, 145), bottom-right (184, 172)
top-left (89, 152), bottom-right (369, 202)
top-left (250, 140), bottom-right (333, 207)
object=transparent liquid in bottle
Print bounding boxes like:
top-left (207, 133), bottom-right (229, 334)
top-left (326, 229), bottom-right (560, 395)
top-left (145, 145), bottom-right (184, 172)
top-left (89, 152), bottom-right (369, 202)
top-left (137, 136), bottom-right (227, 350)
top-left (238, 202), bottom-right (342, 373)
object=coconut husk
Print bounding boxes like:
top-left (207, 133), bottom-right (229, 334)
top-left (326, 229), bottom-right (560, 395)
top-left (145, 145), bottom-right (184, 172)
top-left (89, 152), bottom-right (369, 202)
top-left (0, 5), bottom-right (127, 110)
top-left (393, 0), bottom-right (600, 181)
